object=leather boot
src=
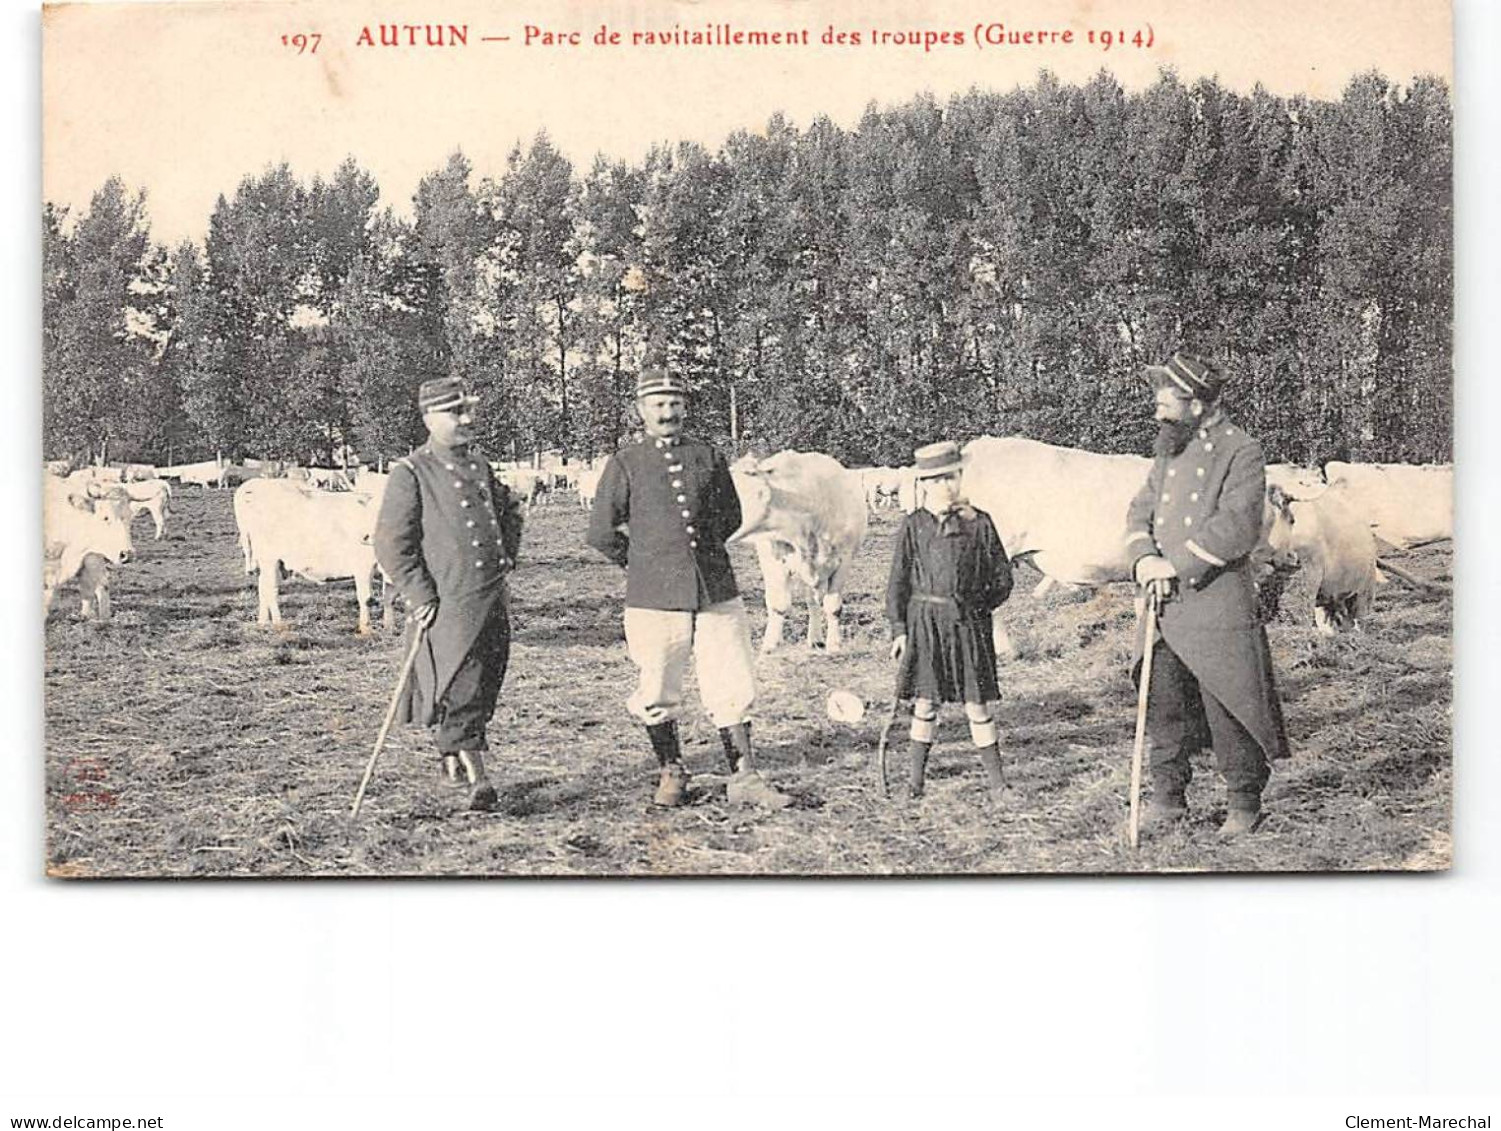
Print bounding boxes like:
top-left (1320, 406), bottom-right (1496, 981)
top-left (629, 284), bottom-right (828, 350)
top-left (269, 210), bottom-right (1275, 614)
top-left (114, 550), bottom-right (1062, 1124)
top-left (456, 750), bottom-right (497, 812)
top-left (653, 763), bottom-right (689, 808)
top-left (908, 740), bottom-right (931, 800)
top-left (1141, 777), bottom-right (1189, 832)
top-left (718, 722), bottom-right (748, 774)
top-left (646, 721), bottom-right (682, 766)
top-left (646, 722), bottom-right (689, 807)
top-left (1219, 798), bottom-right (1264, 837)
top-left (978, 744), bottom-right (1015, 805)
top-left (720, 722), bottom-right (792, 810)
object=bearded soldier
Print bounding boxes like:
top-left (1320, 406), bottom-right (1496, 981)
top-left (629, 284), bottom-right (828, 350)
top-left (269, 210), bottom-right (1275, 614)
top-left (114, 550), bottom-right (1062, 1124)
top-left (373, 377), bottom-right (523, 812)
top-left (586, 370), bottom-right (791, 810)
top-left (1125, 351), bottom-right (1290, 836)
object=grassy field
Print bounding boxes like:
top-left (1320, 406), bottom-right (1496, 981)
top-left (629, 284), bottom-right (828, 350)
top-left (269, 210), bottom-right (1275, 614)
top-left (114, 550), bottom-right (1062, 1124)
top-left (42, 486), bottom-right (1453, 877)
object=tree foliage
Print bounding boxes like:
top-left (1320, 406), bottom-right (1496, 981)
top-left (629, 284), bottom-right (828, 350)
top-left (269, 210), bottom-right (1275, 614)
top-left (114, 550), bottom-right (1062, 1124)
top-left (42, 72), bottom-right (1453, 468)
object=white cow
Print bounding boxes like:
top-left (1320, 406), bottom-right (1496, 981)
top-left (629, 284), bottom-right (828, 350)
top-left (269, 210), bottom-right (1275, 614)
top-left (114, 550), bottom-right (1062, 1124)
top-left (1265, 463), bottom-right (1327, 499)
top-left (91, 477), bottom-right (172, 540)
top-left (233, 479), bottom-right (384, 633)
top-left (959, 437), bottom-right (1154, 657)
top-left (43, 481), bottom-right (135, 619)
top-left (1323, 461), bottom-right (1453, 549)
top-left (305, 467), bottom-right (354, 491)
top-left (495, 467), bottom-right (548, 510)
top-left (859, 467), bottom-right (903, 512)
top-left (1264, 483), bottom-right (1382, 634)
top-left (961, 437), bottom-right (1152, 587)
top-left (161, 457), bottom-right (228, 488)
top-left (576, 466), bottom-right (604, 511)
top-left (729, 451), bottom-right (869, 653)
top-left (71, 473), bottom-right (171, 540)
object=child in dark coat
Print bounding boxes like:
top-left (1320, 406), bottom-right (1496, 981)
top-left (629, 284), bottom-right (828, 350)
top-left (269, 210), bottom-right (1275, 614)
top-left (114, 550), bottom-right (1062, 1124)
top-left (885, 441), bottom-right (1015, 802)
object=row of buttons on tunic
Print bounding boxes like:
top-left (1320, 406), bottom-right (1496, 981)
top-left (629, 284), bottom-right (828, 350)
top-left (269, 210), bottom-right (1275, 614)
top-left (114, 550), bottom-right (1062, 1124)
top-left (445, 458), bottom-right (502, 569)
top-left (656, 438), bottom-right (698, 548)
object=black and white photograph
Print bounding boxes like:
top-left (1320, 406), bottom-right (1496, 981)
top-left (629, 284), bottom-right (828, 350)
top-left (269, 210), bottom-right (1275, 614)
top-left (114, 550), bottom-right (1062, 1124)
top-left (39, 0), bottom-right (1455, 877)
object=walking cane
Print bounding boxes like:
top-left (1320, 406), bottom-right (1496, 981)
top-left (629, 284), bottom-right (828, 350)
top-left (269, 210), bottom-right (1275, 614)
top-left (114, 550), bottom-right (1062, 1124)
top-left (1127, 586), bottom-right (1161, 849)
top-left (351, 623), bottom-right (428, 819)
top-left (876, 693), bottom-right (904, 799)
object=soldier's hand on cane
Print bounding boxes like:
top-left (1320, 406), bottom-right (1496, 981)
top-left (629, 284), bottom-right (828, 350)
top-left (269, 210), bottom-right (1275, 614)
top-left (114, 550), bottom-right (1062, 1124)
top-left (411, 600), bottom-right (439, 630)
top-left (1134, 555), bottom-right (1177, 604)
top-left (889, 633), bottom-right (907, 661)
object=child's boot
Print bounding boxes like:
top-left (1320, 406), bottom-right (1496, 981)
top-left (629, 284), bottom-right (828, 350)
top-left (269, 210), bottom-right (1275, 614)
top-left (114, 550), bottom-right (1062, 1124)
top-left (908, 740), bottom-right (931, 800)
top-left (978, 744), bottom-right (1014, 806)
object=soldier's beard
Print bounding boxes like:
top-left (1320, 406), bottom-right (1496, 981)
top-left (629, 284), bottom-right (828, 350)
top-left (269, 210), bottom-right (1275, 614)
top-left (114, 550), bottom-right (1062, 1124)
top-left (1154, 419), bottom-right (1195, 458)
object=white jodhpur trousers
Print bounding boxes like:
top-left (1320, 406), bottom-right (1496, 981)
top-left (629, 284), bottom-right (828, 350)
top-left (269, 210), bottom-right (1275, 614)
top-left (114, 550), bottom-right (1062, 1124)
top-left (623, 598), bottom-right (757, 727)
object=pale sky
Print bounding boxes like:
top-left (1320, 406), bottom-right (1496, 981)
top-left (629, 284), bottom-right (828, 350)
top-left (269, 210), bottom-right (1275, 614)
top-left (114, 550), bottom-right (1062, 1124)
top-left (42, 0), bottom-right (1453, 246)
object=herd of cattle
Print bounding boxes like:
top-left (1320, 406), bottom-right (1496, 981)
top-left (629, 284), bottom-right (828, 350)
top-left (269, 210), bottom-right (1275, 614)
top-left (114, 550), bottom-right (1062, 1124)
top-left (41, 440), bottom-right (1452, 652)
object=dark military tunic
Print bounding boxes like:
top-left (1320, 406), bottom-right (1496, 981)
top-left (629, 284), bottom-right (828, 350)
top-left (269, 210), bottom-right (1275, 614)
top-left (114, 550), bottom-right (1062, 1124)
top-left (886, 505), bottom-right (1013, 704)
top-left (585, 435), bottom-right (741, 610)
top-left (373, 442), bottom-right (523, 738)
top-left (1125, 412), bottom-right (1290, 763)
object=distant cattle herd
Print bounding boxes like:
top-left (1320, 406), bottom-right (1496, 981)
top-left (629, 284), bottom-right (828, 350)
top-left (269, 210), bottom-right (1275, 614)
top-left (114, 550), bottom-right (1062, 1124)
top-left (41, 442), bottom-right (1453, 649)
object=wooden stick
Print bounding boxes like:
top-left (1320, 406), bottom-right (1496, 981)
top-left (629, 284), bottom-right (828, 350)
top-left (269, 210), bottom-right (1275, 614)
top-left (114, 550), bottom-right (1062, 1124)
top-left (350, 625), bottom-right (427, 819)
top-left (1376, 557), bottom-right (1450, 594)
top-left (1128, 590), bottom-right (1159, 850)
top-left (876, 693), bottom-right (903, 800)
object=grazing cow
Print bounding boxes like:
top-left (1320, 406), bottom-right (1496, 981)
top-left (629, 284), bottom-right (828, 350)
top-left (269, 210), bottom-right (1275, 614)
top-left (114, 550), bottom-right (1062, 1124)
top-left (495, 466), bottom-right (548, 510)
top-left (69, 471), bottom-right (172, 539)
top-left (349, 471), bottom-right (396, 629)
top-left (86, 477), bottom-right (172, 540)
top-left (1323, 461), bottom-right (1453, 549)
top-left (233, 479), bottom-right (383, 632)
top-left (305, 467), bottom-right (354, 491)
top-left (961, 437), bottom-right (1152, 587)
top-left (729, 451), bottom-right (868, 653)
top-left (43, 481), bottom-right (134, 619)
top-left (858, 467), bottom-right (903, 512)
top-left (959, 437), bottom-right (1153, 657)
top-left (1264, 483), bottom-right (1382, 634)
top-left (576, 466), bottom-right (604, 511)
top-left (161, 458), bottom-right (228, 488)
top-left (122, 479), bottom-right (172, 540)
top-left (1265, 463), bottom-right (1327, 499)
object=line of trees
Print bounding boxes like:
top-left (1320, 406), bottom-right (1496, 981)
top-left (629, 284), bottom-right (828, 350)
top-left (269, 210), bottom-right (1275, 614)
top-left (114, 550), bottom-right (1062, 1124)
top-left (41, 68), bottom-right (1452, 471)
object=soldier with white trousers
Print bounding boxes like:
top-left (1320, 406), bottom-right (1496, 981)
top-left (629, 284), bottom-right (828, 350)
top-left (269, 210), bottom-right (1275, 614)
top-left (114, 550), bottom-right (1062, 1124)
top-left (587, 370), bottom-right (791, 810)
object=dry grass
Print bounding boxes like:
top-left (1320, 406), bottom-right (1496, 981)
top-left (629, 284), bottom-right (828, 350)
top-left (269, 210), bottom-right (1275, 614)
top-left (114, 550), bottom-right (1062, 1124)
top-left (43, 489), bottom-right (1452, 877)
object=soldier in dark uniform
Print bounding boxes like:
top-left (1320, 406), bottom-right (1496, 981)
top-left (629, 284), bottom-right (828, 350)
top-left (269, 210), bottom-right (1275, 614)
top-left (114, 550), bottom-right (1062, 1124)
top-left (586, 370), bottom-right (790, 810)
top-left (373, 377), bottom-right (524, 812)
top-left (885, 441), bottom-right (1015, 803)
top-left (1125, 351), bottom-right (1290, 836)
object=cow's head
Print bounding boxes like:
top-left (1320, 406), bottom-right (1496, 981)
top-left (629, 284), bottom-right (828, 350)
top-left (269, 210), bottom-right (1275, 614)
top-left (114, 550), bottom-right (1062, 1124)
top-left (88, 491), bottom-right (136, 564)
top-left (728, 463), bottom-right (771, 544)
top-left (1263, 484), bottom-right (1300, 568)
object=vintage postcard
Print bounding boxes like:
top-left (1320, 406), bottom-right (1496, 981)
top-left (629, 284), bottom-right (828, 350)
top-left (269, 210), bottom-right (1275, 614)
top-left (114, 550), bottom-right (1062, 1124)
top-left (40, 0), bottom-right (1453, 876)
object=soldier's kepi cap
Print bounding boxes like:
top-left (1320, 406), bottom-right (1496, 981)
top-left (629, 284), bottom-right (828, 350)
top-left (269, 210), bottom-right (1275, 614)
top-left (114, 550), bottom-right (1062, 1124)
top-left (635, 369), bottom-right (690, 399)
top-left (418, 377), bottom-right (479, 414)
top-left (912, 440), bottom-right (963, 479)
top-left (1142, 351), bottom-right (1224, 402)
